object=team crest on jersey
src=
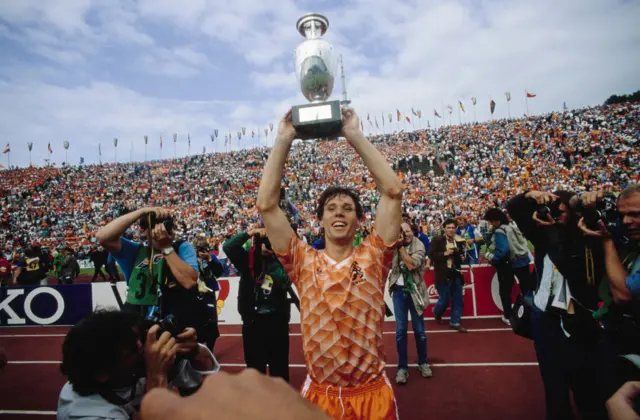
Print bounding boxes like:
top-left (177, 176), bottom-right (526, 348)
top-left (136, 254), bottom-right (165, 269)
top-left (350, 261), bottom-right (365, 286)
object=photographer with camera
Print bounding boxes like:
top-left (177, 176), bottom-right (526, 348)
top-left (507, 189), bottom-right (608, 419)
top-left (577, 184), bottom-right (640, 412)
top-left (428, 219), bottom-right (468, 333)
top-left (389, 221), bottom-right (432, 384)
top-left (96, 208), bottom-right (211, 348)
top-left (223, 226), bottom-right (293, 382)
top-left (57, 309), bottom-right (218, 419)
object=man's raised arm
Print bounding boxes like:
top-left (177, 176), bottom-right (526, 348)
top-left (256, 111), bottom-right (297, 254)
top-left (342, 108), bottom-right (404, 245)
top-left (96, 208), bottom-right (149, 255)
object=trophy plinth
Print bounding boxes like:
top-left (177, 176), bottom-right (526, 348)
top-left (292, 13), bottom-right (342, 139)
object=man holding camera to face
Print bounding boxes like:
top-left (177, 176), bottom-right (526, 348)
top-left (96, 207), bottom-right (213, 349)
top-left (577, 184), bottom-right (640, 414)
top-left (507, 189), bottom-right (608, 419)
top-left (57, 309), bottom-right (218, 420)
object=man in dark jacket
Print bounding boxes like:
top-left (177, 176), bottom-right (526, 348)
top-left (223, 227), bottom-right (293, 382)
top-left (428, 219), bottom-right (467, 333)
top-left (90, 246), bottom-right (109, 282)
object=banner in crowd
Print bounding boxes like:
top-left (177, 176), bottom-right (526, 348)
top-left (0, 265), bottom-right (526, 326)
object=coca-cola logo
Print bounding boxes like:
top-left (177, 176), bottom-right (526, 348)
top-left (427, 284), bottom-right (439, 303)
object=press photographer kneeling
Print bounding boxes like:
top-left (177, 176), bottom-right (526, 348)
top-left (57, 310), bottom-right (218, 419)
top-left (507, 189), bottom-right (608, 420)
top-left (577, 185), bottom-right (640, 409)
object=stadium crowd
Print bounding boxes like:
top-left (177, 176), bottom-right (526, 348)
top-left (1, 102), bottom-right (638, 262)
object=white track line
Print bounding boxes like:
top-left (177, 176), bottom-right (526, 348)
top-left (0, 328), bottom-right (512, 339)
top-left (8, 361), bottom-right (538, 367)
top-left (0, 410), bottom-right (56, 415)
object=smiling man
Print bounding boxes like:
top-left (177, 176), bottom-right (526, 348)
top-left (256, 108), bottom-right (404, 420)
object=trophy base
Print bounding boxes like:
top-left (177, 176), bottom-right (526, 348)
top-left (292, 100), bottom-right (342, 139)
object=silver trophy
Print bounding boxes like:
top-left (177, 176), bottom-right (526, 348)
top-left (292, 13), bottom-right (342, 138)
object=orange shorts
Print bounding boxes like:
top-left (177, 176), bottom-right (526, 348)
top-left (301, 374), bottom-right (399, 420)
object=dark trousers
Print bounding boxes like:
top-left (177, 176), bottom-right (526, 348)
top-left (242, 313), bottom-right (290, 383)
top-left (513, 265), bottom-right (534, 295)
top-left (496, 264), bottom-right (515, 318)
top-left (530, 307), bottom-right (608, 420)
top-left (92, 264), bottom-right (107, 282)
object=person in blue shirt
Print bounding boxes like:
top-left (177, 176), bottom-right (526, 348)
top-left (456, 216), bottom-right (483, 265)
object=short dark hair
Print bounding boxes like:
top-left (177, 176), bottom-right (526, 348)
top-left (484, 208), bottom-right (509, 225)
top-left (443, 218), bottom-right (456, 228)
top-left (60, 310), bottom-right (142, 396)
top-left (316, 186), bottom-right (363, 220)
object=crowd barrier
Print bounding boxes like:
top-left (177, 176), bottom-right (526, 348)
top-left (0, 265), bottom-right (525, 326)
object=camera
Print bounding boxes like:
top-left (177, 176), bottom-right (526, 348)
top-left (141, 314), bottom-right (183, 342)
top-left (140, 213), bottom-right (174, 235)
top-left (576, 194), bottom-right (618, 232)
top-left (535, 200), bottom-right (563, 223)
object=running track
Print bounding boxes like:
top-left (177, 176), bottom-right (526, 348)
top-left (0, 318), bottom-right (544, 419)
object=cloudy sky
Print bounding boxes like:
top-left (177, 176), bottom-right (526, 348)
top-left (0, 0), bottom-right (638, 168)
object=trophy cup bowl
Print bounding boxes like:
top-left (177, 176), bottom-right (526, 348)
top-left (291, 13), bottom-right (342, 139)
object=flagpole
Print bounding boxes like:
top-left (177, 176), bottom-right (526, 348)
top-left (473, 104), bottom-right (476, 123)
top-left (525, 90), bottom-right (529, 116)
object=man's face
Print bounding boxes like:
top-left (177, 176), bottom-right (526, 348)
top-left (489, 220), bottom-right (501, 229)
top-left (401, 223), bottom-right (414, 244)
top-left (444, 223), bottom-right (456, 239)
top-left (457, 219), bottom-right (466, 229)
top-left (321, 194), bottom-right (359, 244)
top-left (619, 192), bottom-right (640, 240)
top-left (98, 329), bottom-right (144, 388)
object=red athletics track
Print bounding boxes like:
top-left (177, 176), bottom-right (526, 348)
top-left (0, 318), bottom-right (544, 420)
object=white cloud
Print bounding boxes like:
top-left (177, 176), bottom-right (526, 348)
top-left (0, 0), bottom-right (638, 167)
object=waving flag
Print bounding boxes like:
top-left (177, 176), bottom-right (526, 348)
top-left (526, 91), bottom-right (536, 98)
top-left (490, 100), bottom-right (496, 115)
top-left (80, 157), bottom-right (85, 164)
top-left (396, 110), bottom-right (402, 122)
top-left (264, 128), bottom-right (268, 137)
top-left (434, 109), bottom-right (441, 118)
top-left (505, 92), bottom-right (511, 102)
top-left (188, 133), bottom-right (191, 147)
top-left (447, 105), bottom-right (453, 114)
top-left (160, 136), bottom-right (163, 149)
top-left (27, 142), bottom-right (33, 151)
top-left (388, 113), bottom-right (392, 123)
top-left (269, 123), bottom-right (274, 132)
top-left (459, 101), bottom-right (465, 113)
top-left (144, 135), bottom-right (148, 145)
top-left (411, 107), bottom-right (417, 116)
top-left (251, 130), bottom-right (255, 138)
top-left (3, 143), bottom-right (9, 154)
top-left (214, 129), bottom-right (219, 138)
top-left (416, 110), bottom-right (422, 119)
top-left (242, 127), bottom-right (246, 136)
top-left (210, 134), bottom-right (215, 143)
top-left (471, 97), bottom-right (477, 106)
top-left (405, 116), bottom-right (411, 124)
top-left (48, 143), bottom-right (53, 153)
